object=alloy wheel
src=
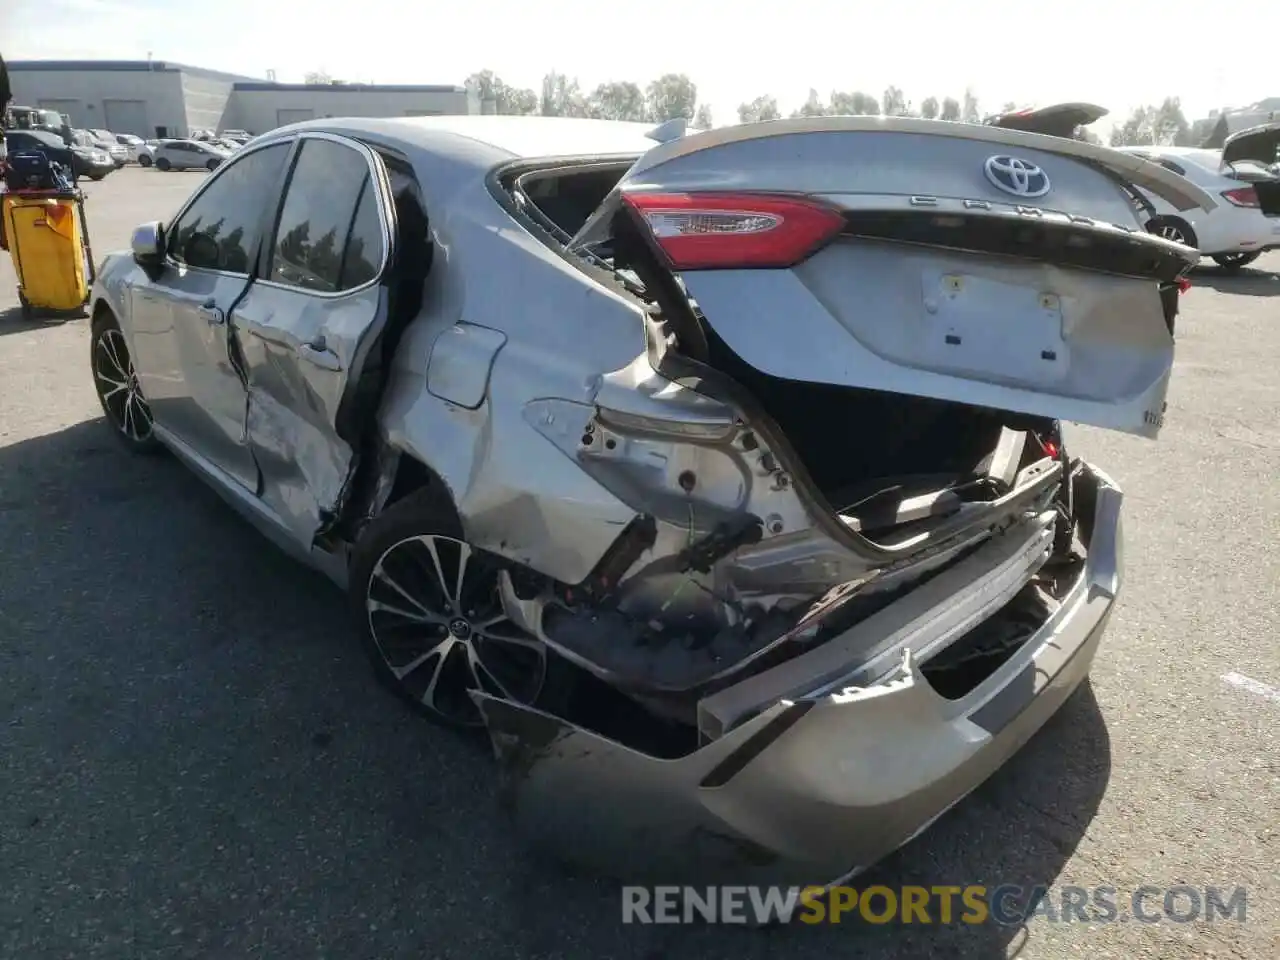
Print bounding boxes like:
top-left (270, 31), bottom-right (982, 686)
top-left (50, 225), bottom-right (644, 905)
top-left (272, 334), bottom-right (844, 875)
top-left (1156, 224), bottom-right (1187, 244)
top-left (94, 328), bottom-right (154, 443)
top-left (364, 535), bottom-right (546, 726)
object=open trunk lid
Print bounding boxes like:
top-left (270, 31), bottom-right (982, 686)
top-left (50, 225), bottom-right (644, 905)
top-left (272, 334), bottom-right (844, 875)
top-left (1222, 121), bottom-right (1280, 167)
top-left (1221, 124), bottom-right (1280, 216)
top-left (986, 102), bottom-right (1110, 140)
top-left (573, 117), bottom-right (1213, 440)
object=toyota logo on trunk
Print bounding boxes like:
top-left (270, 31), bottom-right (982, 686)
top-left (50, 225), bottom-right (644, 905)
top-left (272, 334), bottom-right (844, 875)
top-left (984, 155), bottom-right (1051, 197)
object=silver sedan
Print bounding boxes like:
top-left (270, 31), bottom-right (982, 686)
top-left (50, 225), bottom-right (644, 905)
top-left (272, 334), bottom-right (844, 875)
top-left (86, 114), bottom-right (1212, 885)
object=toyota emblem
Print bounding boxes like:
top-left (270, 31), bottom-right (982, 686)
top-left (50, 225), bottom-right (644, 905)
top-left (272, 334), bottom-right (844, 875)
top-left (983, 155), bottom-right (1051, 198)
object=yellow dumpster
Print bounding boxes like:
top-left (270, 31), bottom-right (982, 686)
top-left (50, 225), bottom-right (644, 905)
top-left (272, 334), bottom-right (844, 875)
top-left (2, 190), bottom-right (95, 318)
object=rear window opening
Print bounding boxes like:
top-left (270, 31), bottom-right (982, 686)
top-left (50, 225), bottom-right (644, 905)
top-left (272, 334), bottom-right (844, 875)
top-left (503, 161), bottom-right (631, 245)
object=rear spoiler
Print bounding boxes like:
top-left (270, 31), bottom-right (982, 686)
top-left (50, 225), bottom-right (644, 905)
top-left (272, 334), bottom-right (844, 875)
top-left (634, 116), bottom-right (1217, 213)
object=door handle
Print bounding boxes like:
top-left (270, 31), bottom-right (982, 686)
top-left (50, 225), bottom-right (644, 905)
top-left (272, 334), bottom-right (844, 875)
top-left (298, 342), bottom-right (343, 372)
top-left (198, 298), bottom-right (225, 326)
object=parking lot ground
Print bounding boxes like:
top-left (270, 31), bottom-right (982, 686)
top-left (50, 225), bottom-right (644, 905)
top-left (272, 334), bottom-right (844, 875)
top-left (1, 167), bottom-right (1278, 959)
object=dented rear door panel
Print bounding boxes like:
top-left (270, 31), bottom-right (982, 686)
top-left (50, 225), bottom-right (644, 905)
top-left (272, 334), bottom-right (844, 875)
top-left (231, 133), bottom-right (397, 546)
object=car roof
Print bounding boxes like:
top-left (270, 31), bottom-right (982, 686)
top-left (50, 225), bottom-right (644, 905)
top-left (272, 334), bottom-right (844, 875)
top-left (7, 128), bottom-right (65, 148)
top-left (265, 114), bottom-right (660, 167)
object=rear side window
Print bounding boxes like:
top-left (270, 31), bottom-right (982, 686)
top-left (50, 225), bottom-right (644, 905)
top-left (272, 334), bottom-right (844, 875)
top-left (1157, 158), bottom-right (1187, 177)
top-left (339, 181), bottom-right (383, 289)
top-left (267, 138), bottom-right (385, 293)
top-left (167, 142), bottom-right (290, 274)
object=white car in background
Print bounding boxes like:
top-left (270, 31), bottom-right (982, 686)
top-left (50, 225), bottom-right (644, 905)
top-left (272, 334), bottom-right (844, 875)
top-left (152, 138), bottom-right (233, 172)
top-left (115, 133), bottom-right (147, 163)
top-left (135, 139), bottom-right (170, 167)
top-left (1117, 125), bottom-right (1280, 271)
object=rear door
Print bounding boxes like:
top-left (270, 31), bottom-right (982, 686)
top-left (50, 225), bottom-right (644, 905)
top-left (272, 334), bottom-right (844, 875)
top-left (577, 118), bottom-right (1215, 439)
top-left (232, 133), bottom-right (396, 547)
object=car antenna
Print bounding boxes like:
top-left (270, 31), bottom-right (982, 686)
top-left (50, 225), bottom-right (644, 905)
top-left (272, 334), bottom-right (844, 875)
top-left (644, 117), bottom-right (688, 144)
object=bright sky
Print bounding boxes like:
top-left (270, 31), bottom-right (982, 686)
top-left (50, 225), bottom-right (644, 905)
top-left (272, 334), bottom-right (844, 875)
top-left (5, 0), bottom-right (1275, 133)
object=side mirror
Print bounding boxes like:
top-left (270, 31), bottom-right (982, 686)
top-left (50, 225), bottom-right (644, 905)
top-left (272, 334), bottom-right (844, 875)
top-left (131, 221), bottom-right (165, 268)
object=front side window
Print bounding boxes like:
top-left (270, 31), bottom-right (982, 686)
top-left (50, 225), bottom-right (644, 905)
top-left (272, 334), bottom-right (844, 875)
top-left (267, 138), bottom-right (385, 293)
top-left (167, 142), bottom-right (289, 274)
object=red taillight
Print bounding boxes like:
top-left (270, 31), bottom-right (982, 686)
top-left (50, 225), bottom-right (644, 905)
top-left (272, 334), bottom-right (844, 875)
top-left (1177, 277), bottom-right (1192, 293)
top-left (622, 192), bottom-right (846, 270)
top-left (1221, 186), bottom-right (1260, 208)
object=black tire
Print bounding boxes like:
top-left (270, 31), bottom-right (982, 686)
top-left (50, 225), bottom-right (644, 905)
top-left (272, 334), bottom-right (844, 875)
top-left (89, 174), bottom-right (105, 182)
top-left (1147, 217), bottom-right (1197, 249)
top-left (155, 157), bottom-right (171, 171)
top-left (139, 155), bottom-right (152, 167)
top-left (1211, 251), bottom-right (1261, 272)
top-left (90, 309), bottom-right (162, 454)
top-left (205, 158), bottom-right (220, 171)
top-left (348, 490), bottom-right (577, 729)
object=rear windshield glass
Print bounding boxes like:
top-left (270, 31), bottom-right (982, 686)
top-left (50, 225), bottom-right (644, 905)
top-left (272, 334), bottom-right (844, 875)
top-left (1227, 160), bottom-right (1278, 180)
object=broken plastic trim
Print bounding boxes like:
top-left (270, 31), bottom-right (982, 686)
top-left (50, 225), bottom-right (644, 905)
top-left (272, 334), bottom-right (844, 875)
top-left (467, 463), bottom-right (1120, 888)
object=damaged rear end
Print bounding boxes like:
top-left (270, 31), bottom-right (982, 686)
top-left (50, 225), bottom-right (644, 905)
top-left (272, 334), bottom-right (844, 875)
top-left (476, 118), bottom-right (1209, 884)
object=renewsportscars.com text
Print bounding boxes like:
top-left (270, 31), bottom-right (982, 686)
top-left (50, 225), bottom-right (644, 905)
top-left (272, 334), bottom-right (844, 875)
top-left (621, 884), bottom-right (1249, 925)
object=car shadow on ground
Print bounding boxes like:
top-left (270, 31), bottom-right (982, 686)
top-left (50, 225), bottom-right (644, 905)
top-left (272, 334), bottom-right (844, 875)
top-left (0, 419), bottom-right (1112, 959)
top-left (0, 304), bottom-right (86, 334)
top-left (1190, 263), bottom-right (1280, 296)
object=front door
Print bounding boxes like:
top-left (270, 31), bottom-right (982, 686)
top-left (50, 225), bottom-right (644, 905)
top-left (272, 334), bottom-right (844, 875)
top-left (231, 133), bottom-right (396, 547)
top-left (128, 140), bottom-right (293, 490)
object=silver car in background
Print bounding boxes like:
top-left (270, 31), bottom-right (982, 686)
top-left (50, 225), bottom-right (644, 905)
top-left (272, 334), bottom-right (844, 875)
top-left (87, 115), bottom-right (1211, 886)
top-left (152, 138), bottom-right (232, 172)
top-left (86, 128), bottom-right (130, 167)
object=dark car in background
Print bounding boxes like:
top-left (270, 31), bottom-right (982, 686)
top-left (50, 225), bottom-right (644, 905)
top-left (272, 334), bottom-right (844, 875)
top-left (3, 129), bottom-right (116, 181)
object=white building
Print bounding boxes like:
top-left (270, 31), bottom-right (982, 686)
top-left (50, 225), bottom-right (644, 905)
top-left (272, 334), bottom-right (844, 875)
top-left (7, 59), bottom-right (475, 139)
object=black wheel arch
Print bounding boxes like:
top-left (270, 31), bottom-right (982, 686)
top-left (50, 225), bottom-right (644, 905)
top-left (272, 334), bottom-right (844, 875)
top-left (336, 442), bottom-right (463, 548)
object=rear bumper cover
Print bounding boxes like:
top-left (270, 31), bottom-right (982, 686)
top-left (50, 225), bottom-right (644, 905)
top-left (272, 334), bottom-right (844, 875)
top-left (475, 461), bottom-right (1122, 886)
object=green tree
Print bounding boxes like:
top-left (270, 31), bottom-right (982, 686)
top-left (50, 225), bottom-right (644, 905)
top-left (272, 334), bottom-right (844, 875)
top-left (791, 88), bottom-right (829, 118)
top-left (962, 88), bottom-right (981, 123)
top-left (919, 96), bottom-right (940, 120)
top-left (737, 95), bottom-right (781, 123)
top-left (829, 91), bottom-right (880, 115)
top-left (646, 73), bottom-right (698, 121)
top-left (881, 85), bottom-right (909, 117)
top-left (466, 70), bottom-right (538, 115)
top-left (540, 71), bottom-right (588, 117)
top-left (1110, 107), bottom-right (1154, 146)
top-left (940, 96), bottom-right (961, 121)
top-left (1110, 100), bottom-right (1191, 147)
top-left (693, 104), bottom-right (714, 129)
top-left (586, 81), bottom-right (647, 121)
top-left (1152, 97), bottom-right (1191, 145)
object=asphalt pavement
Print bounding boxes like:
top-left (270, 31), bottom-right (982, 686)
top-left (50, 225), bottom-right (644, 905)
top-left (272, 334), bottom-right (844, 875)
top-left (1, 167), bottom-right (1277, 959)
